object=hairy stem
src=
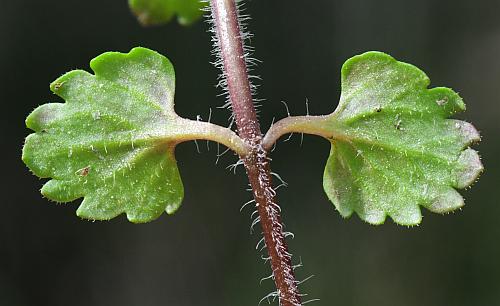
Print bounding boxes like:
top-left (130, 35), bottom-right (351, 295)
top-left (210, 0), bottom-right (302, 305)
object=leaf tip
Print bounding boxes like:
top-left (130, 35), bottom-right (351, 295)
top-left (124, 209), bottom-right (163, 224)
top-left (361, 212), bottom-right (387, 226)
top-left (49, 70), bottom-right (91, 100)
top-left (165, 202), bottom-right (181, 215)
top-left (41, 180), bottom-right (82, 203)
top-left (76, 198), bottom-right (122, 222)
top-left (452, 120), bottom-right (481, 147)
top-left (427, 188), bottom-right (465, 214)
top-left (26, 103), bottom-right (64, 132)
top-left (341, 51), bottom-right (394, 79)
top-left (455, 148), bottom-right (484, 189)
top-left (428, 87), bottom-right (466, 116)
top-left (388, 206), bottom-right (423, 226)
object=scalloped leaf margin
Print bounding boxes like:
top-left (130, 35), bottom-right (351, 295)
top-left (323, 52), bottom-right (483, 226)
top-left (22, 47), bottom-right (187, 223)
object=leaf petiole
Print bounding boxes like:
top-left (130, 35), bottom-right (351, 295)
top-left (172, 118), bottom-right (250, 156)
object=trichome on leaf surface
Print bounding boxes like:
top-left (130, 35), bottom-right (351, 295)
top-left (22, 0), bottom-right (483, 305)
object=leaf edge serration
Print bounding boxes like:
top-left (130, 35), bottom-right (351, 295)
top-left (22, 47), bottom-right (185, 224)
top-left (323, 51), bottom-right (483, 226)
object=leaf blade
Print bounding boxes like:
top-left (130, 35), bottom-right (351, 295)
top-left (22, 47), bottom-right (185, 223)
top-left (128, 0), bottom-right (207, 26)
top-left (323, 52), bottom-right (482, 225)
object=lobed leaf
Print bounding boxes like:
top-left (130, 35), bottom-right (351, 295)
top-left (322, 52), bottom-right (483, 225)
top-left (23, 47), bottom-right (190, 223)
top-left (129, 0), bottom-right (207, 26)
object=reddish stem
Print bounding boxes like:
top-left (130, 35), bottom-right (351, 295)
top-left (210, 0), bottom-right (302, 305)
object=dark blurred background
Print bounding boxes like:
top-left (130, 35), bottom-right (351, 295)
top-left (2, 0), bottom-right (499, 305)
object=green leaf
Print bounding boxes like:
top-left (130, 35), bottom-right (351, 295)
top-left (129, 0), bottom-right (207, 26)
top-left (23, 47), bottom-right (189, 223)
top-left (322, 52), bottom-right (483, 225)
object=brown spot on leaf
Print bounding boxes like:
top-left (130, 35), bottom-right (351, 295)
top-left (77, 166), bottom-right (90, 176)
